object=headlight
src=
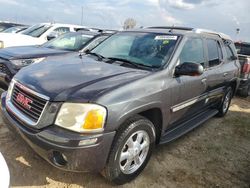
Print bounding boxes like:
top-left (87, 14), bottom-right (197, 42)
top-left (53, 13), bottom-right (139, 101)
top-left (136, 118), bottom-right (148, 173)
top-left (11, 57), bottom-right (45, 67)
top-left (0, 41), bottom-right (4, 48)
top-left (55, 103), bottom-right (107, 133)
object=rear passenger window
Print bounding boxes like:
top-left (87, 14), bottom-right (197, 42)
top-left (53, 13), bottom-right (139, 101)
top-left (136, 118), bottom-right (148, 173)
top-left (207, 39), bottom-right (222, 67)
top-left (225, 45), bottom-right (234, 60)
top-left (179, 38), bottom-right (205, 66)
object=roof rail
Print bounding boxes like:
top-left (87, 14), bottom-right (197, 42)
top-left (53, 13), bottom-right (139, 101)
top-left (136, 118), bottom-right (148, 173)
top-left (90, 28), bottom-right (117, 34)
top-left (146, 26), bottom-right (193, 31)
top-left (193, 28), bottom-right (232, 40)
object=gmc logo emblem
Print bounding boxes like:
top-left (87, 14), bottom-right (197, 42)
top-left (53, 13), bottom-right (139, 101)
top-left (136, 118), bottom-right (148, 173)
top-left (16, 93), bottom-right (33, 109)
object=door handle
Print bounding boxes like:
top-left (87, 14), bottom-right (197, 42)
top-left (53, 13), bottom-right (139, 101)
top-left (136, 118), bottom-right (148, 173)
top-left (201, 78), bottom-right (207, 83)
top-left (223, 72), bottom-right (228, 77)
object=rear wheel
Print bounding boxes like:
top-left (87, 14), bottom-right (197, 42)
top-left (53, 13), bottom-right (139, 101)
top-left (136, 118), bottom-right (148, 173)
top-left (217, 87), bottom-right (233, 117)
top-left (102, 115), bottom-right (156, 185)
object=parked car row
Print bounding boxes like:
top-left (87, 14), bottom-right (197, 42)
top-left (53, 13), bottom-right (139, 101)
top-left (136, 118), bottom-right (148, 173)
top-left (0, 26), bottom-right (243, 184)
top-left (0, 21), bottom-right (26, 32)
top-left (0, 22), bottom-right (93, 48)
top-left (0, 30), bottom-right (113, 89)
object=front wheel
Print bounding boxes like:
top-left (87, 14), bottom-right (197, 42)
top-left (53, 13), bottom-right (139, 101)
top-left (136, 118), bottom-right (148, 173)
top-left (102, 115), bottom-right (156, 185)
top-left (217, 87), bottom-right (233, 117)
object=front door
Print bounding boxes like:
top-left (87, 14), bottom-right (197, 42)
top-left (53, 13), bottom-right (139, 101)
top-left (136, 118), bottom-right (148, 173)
top-left (168, 37), bottom-right (208, 128)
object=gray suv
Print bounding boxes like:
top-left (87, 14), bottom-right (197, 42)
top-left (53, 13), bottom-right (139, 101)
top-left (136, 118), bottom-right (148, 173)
top-left (1, 27), bottom-right (240, 184)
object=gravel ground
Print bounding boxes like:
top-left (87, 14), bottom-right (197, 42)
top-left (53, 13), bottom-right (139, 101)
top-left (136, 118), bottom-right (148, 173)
top-left (0, 97), bottom-right (249, 188)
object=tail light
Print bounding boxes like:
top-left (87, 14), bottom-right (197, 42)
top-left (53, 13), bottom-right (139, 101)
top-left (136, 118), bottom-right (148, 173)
top-left (242, 58), bottom-right (250, 74)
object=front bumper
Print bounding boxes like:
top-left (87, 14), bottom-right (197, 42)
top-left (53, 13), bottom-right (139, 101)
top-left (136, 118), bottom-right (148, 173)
top-left (1, 93), bottom-right (115, 172)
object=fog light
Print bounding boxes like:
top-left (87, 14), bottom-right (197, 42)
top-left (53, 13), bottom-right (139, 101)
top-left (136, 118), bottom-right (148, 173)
top-left (78, 138), bottom-right (98, 146)
top-left (52, 151), bottom-right (67, 166)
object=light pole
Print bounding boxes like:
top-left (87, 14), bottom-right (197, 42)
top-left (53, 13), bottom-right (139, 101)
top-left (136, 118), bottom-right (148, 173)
top-left (236, 28), bottom-right (240, 41)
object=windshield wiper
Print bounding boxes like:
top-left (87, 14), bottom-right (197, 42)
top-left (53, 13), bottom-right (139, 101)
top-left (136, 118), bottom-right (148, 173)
top-left (107, 57), bottom-right (160, 69)
top-left (85, 51), bottom-right (105, 60)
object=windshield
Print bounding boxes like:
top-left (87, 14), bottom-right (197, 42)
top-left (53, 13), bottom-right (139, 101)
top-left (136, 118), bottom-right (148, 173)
top-left (43, 32), bottom-right (94, 51)
top-left (235, 43), bottom-right (250, 56)
top-left (22, 24), bottom-right (52, 37)
top-left (92, 32), bottom-right (179, 68)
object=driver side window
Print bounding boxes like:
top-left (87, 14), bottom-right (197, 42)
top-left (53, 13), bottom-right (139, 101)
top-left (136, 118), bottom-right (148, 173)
top-left (179, 38), bottom-right (205, 67)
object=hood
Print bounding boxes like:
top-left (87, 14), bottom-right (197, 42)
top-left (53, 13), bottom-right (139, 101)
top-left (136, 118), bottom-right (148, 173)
top-left (14, 54), bottom-right (150, 102)
top-left (0, 46), bottom-right (71, 60)
top-left (0, 33), bottom-right (44, 47)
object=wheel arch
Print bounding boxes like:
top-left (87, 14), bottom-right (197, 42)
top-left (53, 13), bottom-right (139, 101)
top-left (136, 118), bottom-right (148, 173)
top-left (115, 103), bottom-right (164, 145)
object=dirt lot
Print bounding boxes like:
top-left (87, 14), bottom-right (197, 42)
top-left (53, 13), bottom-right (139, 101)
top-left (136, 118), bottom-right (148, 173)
top-left (0, 97), bottom-right (249, 188)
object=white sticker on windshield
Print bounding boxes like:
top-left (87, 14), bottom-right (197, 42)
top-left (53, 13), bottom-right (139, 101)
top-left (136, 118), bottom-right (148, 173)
top-left (155, 35), bottom-right (178, 40)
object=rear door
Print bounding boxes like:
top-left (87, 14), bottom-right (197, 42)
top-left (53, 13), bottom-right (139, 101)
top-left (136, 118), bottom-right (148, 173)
top-left (204, 38), bottom-right (225, 106)
top-left (169, 36), bottom-right (208, 127)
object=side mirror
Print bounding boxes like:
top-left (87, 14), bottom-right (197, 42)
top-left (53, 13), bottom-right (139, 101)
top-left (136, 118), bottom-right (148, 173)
top-left (83, 49), bottom-right (90, 54)
top-left (175, 62), bottom-right (204, 77)
top-left (47, 32), bottom-right (58, 41)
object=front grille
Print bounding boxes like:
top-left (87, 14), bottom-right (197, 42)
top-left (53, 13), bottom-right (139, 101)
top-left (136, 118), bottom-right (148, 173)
top-left (11, 83), bottom-right (47, 123)
top-left (0, 63), bottom-right (11, 77)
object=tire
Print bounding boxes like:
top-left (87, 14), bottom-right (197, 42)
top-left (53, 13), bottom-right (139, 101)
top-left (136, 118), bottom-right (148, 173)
top-left (238, 84), bottom-right (250, 98)
top-left (102, 115), bottom-right (156, 185)
top-left (217, 87), bottom-right (233, 117)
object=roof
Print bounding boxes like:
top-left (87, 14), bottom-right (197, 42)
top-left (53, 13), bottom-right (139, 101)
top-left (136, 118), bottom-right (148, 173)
top-left (75, 31), bottom-right (102, 36)
top-left (37, 22), bottom-right (89, 29)
top-left (0, 22), bottom-right (25, 26)
top-left (132, 26), bottom-right (233, 40)
top-left (65, 30), bottom-right (112, 37)
top-left (147, 26), bottom-right (193, 31)
top-left (193, 28), bottom-right (232, 40)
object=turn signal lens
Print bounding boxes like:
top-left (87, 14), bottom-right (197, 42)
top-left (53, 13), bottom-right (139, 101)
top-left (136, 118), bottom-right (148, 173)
top-left (82, 109), bottom-right (105, 130)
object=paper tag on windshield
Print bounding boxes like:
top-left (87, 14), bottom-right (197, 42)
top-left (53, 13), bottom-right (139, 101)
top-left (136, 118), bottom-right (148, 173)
top-left (155, 35), bottom-right (178, 40)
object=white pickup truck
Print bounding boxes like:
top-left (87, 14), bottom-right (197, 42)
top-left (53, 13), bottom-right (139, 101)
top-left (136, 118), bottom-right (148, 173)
top-left (0, 23), bottom-right (89, 48)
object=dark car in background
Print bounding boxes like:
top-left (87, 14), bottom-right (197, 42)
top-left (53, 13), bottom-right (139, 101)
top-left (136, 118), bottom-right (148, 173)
top-left (0, 30), bottom-right (113, 90)
top-left (0, 27), bottom-right (240, 184)
top-left (235, 42), bottom-right (250, 97)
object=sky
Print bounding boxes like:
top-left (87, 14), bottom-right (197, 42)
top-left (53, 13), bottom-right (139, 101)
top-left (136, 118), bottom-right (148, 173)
top-left (0, 0), bottom-right (249, 41)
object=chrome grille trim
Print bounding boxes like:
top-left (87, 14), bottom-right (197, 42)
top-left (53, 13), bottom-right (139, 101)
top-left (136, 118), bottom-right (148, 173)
top-left (6, 79), bottom-right (50, 126)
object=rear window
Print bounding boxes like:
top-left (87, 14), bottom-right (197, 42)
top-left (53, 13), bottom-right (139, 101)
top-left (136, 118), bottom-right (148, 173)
top-left (235, 43), bottom-right (250, 56)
